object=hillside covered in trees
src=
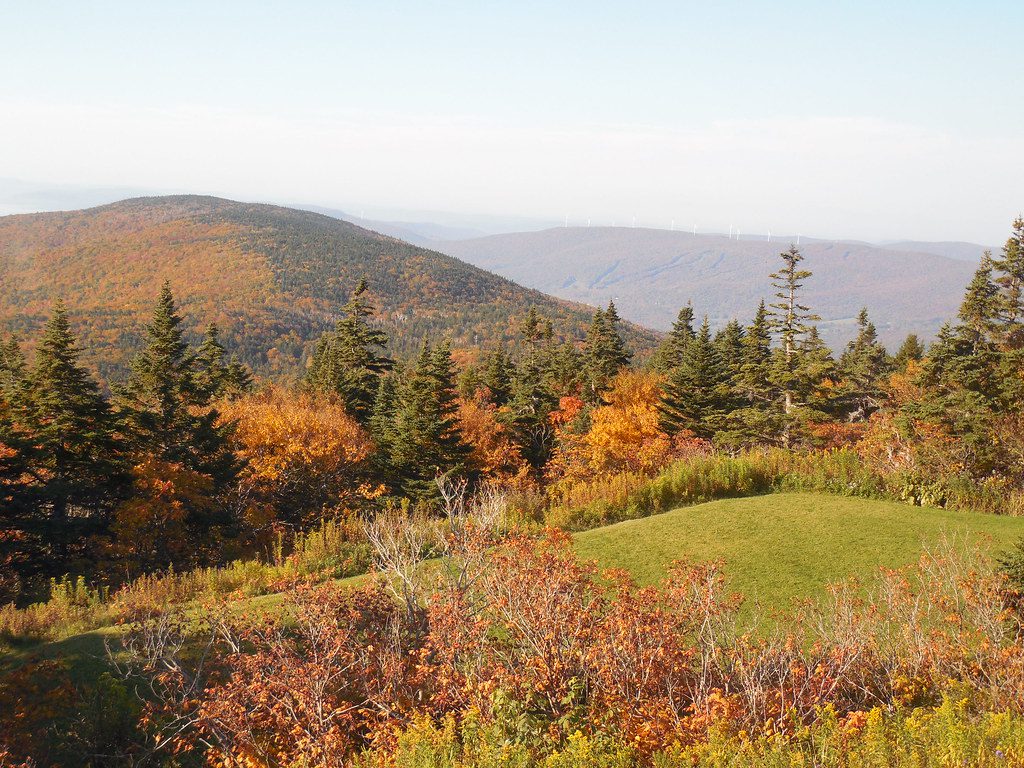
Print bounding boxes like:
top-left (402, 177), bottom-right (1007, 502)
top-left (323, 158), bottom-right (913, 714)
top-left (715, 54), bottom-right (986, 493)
top-left (0, 196), bottom-right (656, 381)
top-left (3, 216), bottom-right (1024, 766)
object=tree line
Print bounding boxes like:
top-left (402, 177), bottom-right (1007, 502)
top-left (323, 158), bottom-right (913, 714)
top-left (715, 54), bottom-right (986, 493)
top-left (2, 217), bottom-right (1023, 602)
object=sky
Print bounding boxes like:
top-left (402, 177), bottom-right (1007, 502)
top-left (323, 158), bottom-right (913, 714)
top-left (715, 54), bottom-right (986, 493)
top-left (2, 0), bottom-right (1022, 243)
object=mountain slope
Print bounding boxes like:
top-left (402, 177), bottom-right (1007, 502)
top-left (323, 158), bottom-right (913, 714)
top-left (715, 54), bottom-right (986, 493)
top-left (436, 227), bottom-right (980, 349)
top-left (0, 196), bottom-right (656, 381)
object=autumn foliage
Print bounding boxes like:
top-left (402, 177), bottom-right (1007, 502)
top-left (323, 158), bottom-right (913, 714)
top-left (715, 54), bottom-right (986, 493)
top-left (220, 386), bottom-right (375, 529)
top-left (114, 526), bottom-right (1024, 766)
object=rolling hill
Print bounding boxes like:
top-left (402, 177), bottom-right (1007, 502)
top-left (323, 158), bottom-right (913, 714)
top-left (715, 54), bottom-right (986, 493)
top-left (436, 227), bottom-right (982, 349)
top-left (0, 196), bottom-right (657, 381)
top-left (575, 492), bottom-right (1024, 612)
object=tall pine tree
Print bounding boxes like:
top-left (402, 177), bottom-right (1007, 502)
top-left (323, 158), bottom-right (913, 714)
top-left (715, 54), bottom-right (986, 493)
top-left (118, 283), bottom-right (238, 489)
top-left (21, 302), bottom-right (127, 568)
top-left (766, 247), bottom-right (821, 446)
top-left (838, 308), bottom-right (889, 419)
top-left (387, 340), bottom-right (470, 499)
top-left (659, 317), bottom-right (728, 439)
top-left (305, 279), bottom-right (392, 423)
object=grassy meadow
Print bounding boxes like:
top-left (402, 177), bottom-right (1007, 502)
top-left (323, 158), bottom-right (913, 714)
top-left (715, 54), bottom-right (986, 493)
top-left (575, 492), bottom-right (1024, 612)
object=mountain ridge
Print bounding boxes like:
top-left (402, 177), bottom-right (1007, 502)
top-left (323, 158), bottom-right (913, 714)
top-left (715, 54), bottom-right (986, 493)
top-left (435, 226), bottom-right (981, 349)
top-left (0, 196), bottom-right (657, 381)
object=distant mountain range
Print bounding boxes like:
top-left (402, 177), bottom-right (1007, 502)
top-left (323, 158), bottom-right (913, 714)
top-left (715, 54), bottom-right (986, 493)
top-left (0, 196), bottom-right (654, 381)
top-left (435, 227), bottom-right (985, 350)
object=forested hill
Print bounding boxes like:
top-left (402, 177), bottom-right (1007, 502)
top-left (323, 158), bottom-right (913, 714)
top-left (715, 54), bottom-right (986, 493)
top-left (0, 196), bottom-right (656, 380)
top-left (436, 227), bottom-right (980, 350)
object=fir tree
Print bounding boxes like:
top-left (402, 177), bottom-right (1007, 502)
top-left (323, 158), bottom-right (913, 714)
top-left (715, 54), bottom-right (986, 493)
top-left (893, 334), bottom-right (925, 370)
top-left (502, 349), bottom-right (559, 469)
top-left (735, 301), bottom-right (773, 406)
top-left (0, 336), bottom-right (26, 399)
top-left (22, 302), bottom-right (127, 565)
top-left (659, 317), bottom-right (728, 439)
top-left (719, 301), bottom-right (780, 449)
top-left (838, 308), bottom-right (889, 419)
top-left (305, 279), bottom-right (391, 423)
top-left (388, 341), bottom-right (470, 499)
top-left (481, 346), bottom-right (514, 407)
top-left (714, 319), bottom-right (746, 398)
top-left (118, 283), bottom-right (238, 489)
top-left (195, 324), bottom-right (253, 401)
top-left (993, 217), bottom-right (1024, 338)
top-left (368, 373), bottom-right (398, 476)
top-left (795, 327), bottom-right (838, 416)
top-left (583, 302), bottom-right (631, 398)
top-left (652, 304), bottom-right (696, 372)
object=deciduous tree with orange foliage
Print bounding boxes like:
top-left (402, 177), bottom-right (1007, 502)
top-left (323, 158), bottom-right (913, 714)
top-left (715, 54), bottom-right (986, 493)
top-left (219, 386), bottom-right (375, 532)
top-left (456, 392), bottom-right (530, 486)
top-left (550, 371), bottom-right (673, 480)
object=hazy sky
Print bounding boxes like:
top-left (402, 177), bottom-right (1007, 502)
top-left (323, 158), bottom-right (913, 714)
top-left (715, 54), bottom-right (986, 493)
top-left (2, 0), bottom-right (1022, 243)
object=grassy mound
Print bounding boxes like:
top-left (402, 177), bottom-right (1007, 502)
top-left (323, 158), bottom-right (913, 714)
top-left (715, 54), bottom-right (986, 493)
top-left (575, 492), bottom-right (1024, 612)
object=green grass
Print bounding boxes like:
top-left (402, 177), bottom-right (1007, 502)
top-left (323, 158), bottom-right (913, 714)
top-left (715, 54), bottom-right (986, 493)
top-left (574, 492), bottom-right (1024, 613)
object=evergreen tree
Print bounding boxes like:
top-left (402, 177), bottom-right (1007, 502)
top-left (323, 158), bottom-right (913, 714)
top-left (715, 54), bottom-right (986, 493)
top-left (388, 341), bottom-right (471, 499)
top-left (893, 334), bottom-right (925, 371)
top-left (481, 346), bottom-right (514, 406)
top-left (735, 301), bottom-right (773, 406)
top-left (652, 304), bottom-right (696, 372)
top-left (992, 220), bottom-right (1024, 403)
top-left (838, 308), bottom-right (889, 419)
top-left (195, 324), bottom-right (253, 401)
top-left (713, 319), bottom-right (746, 399)
top-left (719, 301), bottom-right (780, 449)
top-left (659, 317), bottom-right (728, 439)
top-left (118, 283), bottom-right (238, 488)
top-left (766, 247), bottom-right (820, 445)
top-left (368, 373), bottom-right (398, 475)
top-left (543, 340), bottom-right (585, 399)
top-left (583, 302), bottom-right (631, 398)
top-left (915, 260), bottom-right (1006, 474)
top-left (0, 336), bottom-right (26, 399)
top-left (0, 361), bottom-right (37, 592)
top-left (21, 302), bottom-right (127, 567)
top-left (993, 217), bottom-right (1024, 339)
top-left (795, 327), bottom-right (838, 415)
top-left (502, 349), bottom-right (559, 469)
top-left (305, 279), bottom-right (391, 423)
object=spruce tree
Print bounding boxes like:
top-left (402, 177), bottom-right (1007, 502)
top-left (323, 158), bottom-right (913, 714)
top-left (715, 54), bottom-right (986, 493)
top-left (767, 246), bottom-right (820, 416)
top-left (838, 308), bottom-right (889, 419)
top-left (305, 279), bottom-right (391, 423)
top-left (652, 304), bottom-right (696, 372)
top-left (118, 283), bottom-right (238, 489)
top-left (22, 302), bottom-right (127, 566)
top-left (766, 247), bottom-right (821, 445)
top-left (660, 317), bottom-right (728, 439)
top-left (583, 302), bottom-right (631, 398)
top-left (195, 324), bottom-right (253, 401)
top-left (893, 334), bottom-right (925, 371)
top-left (388, 341), bottom-right (470, 499)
